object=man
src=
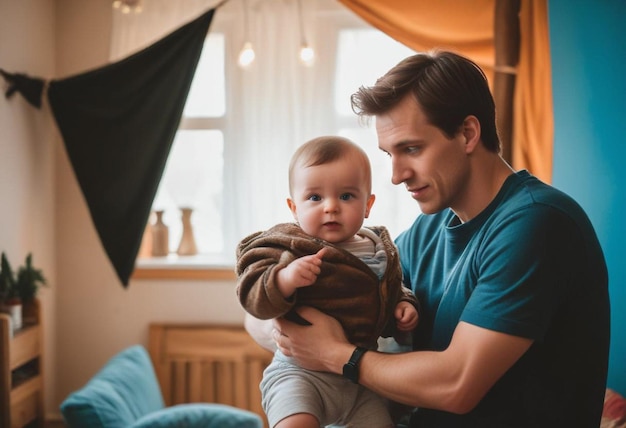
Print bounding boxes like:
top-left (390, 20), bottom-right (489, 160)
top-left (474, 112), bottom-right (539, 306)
top-left (246, 50), bottom-right (610, 427)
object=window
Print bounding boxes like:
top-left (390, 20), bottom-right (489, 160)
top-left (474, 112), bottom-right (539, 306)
top-left (136, 4), bottom-right (421, 275)
top-left (151, 34), bottom-right (226, 257)
top-left (334, 27), bottom-right (419, 236)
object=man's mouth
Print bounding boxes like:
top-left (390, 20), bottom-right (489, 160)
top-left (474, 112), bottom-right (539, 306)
top-left (408, 185), bottom-right (428, 199)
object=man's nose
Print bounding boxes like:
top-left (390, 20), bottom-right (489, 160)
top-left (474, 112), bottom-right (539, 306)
top-left (391, 159), bottom-right (411, 185)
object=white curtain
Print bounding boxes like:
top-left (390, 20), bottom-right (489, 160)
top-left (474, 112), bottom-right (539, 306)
top-left (223, 0), bottom-right (338, 244)
top-left (110, 0), bottom-right (222, 60)
top-left (110, 0), bottom-right (342, 256)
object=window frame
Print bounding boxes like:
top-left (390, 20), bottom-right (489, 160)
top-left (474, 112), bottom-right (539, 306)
top-left (133, 7), bottom-right (418, 281)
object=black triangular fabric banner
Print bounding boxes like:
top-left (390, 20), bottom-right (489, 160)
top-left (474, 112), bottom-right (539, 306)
top-left (0, 68), bottom-right (44, 108)
top-left (47, 8), bottom-right (216, 286)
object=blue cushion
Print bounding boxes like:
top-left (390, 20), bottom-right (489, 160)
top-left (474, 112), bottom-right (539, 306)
top-left (60, 345), bottom-right (165, 428)
top-left (130, 403), bottom-right (264, 428)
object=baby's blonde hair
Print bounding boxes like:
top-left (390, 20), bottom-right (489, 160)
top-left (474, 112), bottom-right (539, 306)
top-left (288, 136), bottom-right (372, 196)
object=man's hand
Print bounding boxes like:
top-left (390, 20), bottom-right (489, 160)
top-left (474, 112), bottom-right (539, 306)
top-left (273, 306), bottom-right (353, 374)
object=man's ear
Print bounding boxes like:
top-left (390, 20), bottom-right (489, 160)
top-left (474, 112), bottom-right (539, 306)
top-left (287, 198), bottom-right (298, 220)
top-left (364, 194), bottom-right (376, 218)
top-left (462, 115), bottom-right (481, 154)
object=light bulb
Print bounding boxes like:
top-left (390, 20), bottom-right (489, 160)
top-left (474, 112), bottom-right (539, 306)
top-left (238, 42), bottom-right (256, 68)
top-left (299, 44), bottom-right (315, 67)
top-left (112, 0), bottom-right (142, 14)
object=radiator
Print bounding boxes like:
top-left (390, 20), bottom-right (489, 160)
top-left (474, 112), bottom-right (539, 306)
top-left (148, 323), bottom-right (273, 427)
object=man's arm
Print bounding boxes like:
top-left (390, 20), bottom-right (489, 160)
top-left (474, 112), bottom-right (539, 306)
top-left (274, 306), bottom-right (532, 414)
top-left (244, 313), bottom-right (277, 353)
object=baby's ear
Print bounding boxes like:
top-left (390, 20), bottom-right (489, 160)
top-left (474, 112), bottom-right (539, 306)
top-left (365, 194), bottom-right (376, 218)
top-left (287, 198), bottom-right (298, 220)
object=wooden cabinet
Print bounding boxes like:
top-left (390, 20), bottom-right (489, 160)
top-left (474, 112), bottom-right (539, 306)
top-left (0, 300), bottom-right (44, 428)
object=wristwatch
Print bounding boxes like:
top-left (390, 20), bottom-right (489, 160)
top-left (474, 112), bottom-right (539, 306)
top-left (342, 346), bottom-right (368, 384)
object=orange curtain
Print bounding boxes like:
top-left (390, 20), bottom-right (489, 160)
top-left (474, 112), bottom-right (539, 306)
top-left (512, 0), bottom-right (553, 183)
top-left (338, 0), bottom-right (553, 183)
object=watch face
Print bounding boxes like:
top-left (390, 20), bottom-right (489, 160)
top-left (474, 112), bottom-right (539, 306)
top-left (343, 363), bottom-right (357, 383)
top-left (343, 347), bottom-right (366, 383)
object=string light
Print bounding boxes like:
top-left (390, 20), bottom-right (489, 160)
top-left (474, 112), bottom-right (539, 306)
top-left (238, 42), bottom-right (256, 68)
top-left (238, 0), bottom-right (255, 68)
top-left (299, 45), bottom-right (314, 66)
top-left (112, 0), bottom-right (143, 14)
top-left (297, 0), bottom-right (315, 66)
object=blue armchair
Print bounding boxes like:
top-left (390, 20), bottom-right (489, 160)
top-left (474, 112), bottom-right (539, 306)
top-left (60, 345), bottom-right (263, 428)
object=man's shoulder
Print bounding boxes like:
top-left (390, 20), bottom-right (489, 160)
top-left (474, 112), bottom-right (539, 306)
top-left (508, 171), bottom-right (578, 208)
top-left (502, 172), bottom-right (592, 228)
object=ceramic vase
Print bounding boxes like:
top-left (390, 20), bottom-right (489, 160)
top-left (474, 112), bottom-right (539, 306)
top-left (177, 207), bottom-right (198, 256)
top-left (1, 299), bottom-right (22, 334)
top-left (151, 210), bottom-right (169, 256)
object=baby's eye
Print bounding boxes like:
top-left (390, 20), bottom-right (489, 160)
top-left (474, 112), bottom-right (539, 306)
top-left (308, 194), bottom-right (321, 201)
top-left (340, 193), bottom-right (354, 201)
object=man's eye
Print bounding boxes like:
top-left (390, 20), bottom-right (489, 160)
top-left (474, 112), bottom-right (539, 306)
top-left (406, 146), bottom-right (420, 154)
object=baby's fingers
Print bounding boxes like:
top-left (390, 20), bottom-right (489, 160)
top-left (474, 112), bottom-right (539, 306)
top-left (314, 247), bottom-right (328, 261)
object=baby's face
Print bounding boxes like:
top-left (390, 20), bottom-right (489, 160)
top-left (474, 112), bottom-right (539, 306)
top-left (288, 157), bottom-right (374, 244)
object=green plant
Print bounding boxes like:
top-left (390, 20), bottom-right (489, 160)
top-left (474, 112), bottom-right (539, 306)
top-left (15, 253), bottom-right (47, 303)
top-left (0, 251), bottom-right (18, 303)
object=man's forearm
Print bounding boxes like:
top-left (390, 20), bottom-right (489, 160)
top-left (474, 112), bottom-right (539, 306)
top-left (356, 322), bottom-right (533, 414)
top-left (244, 313), bottom-right (277, 352)
top-left (356, 349), bottom-right (457, 411)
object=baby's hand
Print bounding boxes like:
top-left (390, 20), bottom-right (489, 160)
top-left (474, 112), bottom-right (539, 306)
top-left (395, 301), bottom-right (419, 332)
top-left (277, 248), bottom-right (326, 298)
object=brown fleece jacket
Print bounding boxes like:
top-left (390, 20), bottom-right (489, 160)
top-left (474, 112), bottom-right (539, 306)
top-left (236, 223), bottom-right (418, 350)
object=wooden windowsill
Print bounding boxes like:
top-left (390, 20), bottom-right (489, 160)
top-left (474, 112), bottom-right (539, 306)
top-left (132, 254), bottom-right (236, 281)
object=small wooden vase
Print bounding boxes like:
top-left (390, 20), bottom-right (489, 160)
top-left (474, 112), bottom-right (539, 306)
top-left (177, 207), bottom-right (198, 256)
top-left (151, 210), bottom-right (169, 257)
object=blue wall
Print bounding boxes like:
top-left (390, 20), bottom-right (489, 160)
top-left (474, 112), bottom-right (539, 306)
top-left (548, 0), bottom-right (626, 394)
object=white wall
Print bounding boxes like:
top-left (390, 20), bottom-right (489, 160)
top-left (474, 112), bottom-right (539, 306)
top-left (0, 0), bottom-right (57, 418)
top-left (1, 0), bottom-right (247, 420)
top-left (52, 0), bottom-right (247, 419)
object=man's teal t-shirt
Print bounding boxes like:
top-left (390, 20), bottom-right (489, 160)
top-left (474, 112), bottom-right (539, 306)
top-left (395, 171), bottom-right (610, 427)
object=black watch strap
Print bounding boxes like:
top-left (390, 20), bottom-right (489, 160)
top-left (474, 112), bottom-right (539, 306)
top-left (342, 346), bottom-right (368, 384)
